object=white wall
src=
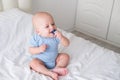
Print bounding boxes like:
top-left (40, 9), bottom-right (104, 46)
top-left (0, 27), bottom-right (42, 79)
top-left (32, 0), bottom-right (77, 31)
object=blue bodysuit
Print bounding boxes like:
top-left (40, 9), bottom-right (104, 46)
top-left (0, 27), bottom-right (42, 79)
top-left (30, 33), bottom-right (60, 69)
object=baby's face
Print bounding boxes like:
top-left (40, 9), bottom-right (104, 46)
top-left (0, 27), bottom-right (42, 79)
top-left (33, 13), bottom-right (57, 37)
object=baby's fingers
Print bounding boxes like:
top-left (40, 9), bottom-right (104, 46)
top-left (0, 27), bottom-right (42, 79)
top-left (40, 44), bottom-right (47, 52)
top-left (42, 44), bottom-right (47, 49)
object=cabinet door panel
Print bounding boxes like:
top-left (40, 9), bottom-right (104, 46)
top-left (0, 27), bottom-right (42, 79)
top-left (108, 0), bottom-right (120, 44)
top-left (75, 0), bottom-right (113, 39)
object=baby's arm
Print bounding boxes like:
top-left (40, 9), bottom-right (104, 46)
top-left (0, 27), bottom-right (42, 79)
top-left (55, 31), bottom-right (70, 47)
top-left (29, 44), bottom-right (47, 54)
top-left (60, 35), bottom-right (70, 47)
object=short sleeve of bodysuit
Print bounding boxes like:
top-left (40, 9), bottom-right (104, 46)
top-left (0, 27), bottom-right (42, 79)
top-left (29, 33), bottom-right (42, 47)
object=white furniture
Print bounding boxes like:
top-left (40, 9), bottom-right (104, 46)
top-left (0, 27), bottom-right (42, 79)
top-left (107, 0), bottom-right (120, 45)
top-left (0, 0), bottom-right (32, 12)
top-left (75, 0), bottom-right (120, 47)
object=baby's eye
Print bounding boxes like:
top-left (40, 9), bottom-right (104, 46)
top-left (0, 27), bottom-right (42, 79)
top-left (51, 23), bottom-right (55, 26)
top-left (45, 26), bottom-right (49, 28)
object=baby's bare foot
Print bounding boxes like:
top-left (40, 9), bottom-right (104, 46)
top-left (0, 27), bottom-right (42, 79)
top-left (49, 71), bottom-right (58, 80)
top-left (52, 68), bottom-right (68, 76)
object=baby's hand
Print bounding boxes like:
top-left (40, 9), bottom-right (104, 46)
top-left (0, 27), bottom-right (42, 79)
top-left (39, 44), bottom-right (47, 53)
top-left (55, 30), bottom-right (63, 40)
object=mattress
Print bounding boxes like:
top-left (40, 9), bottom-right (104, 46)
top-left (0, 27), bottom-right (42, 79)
top-left (0, 8), bottom-right (120, 80)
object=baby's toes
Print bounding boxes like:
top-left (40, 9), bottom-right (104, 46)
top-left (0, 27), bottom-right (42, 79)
top-left (62, 68), bottom-right (68, 76)
top-left (51, 72), bottom-right (58, 80)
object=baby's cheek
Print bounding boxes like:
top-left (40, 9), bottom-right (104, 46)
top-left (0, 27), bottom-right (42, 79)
top-left (44, 30), bottom-right (49, 34)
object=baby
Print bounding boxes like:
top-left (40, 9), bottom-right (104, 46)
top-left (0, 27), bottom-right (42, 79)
top-left (29, 12), bottom-right (70, 80)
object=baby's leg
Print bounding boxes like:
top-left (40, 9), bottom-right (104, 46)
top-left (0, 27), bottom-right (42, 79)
top-left (52, 53), bottom-right (70, 76)
top-left (29, 58), bottom-right (58, 80)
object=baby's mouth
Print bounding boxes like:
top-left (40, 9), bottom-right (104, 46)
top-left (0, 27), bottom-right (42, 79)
top-left (50, 29), bottom-right (56, 34)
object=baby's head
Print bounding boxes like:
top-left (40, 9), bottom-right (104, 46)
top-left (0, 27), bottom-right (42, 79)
top-left (32, 12), bottom-right (57, 37)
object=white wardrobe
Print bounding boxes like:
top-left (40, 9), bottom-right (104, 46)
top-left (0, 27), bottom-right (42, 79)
top-left (75, 0), bottom-right (120, 47)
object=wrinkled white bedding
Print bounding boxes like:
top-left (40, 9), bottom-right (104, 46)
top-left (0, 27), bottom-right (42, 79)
top-left (0, 9), bottom-right (120, 80)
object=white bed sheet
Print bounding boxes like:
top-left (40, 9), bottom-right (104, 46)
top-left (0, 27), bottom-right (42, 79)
top-left (0, 9), bottom-right (120, 80)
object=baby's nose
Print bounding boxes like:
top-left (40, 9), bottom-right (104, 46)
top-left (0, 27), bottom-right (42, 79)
top-left (49, 25), bottom-right (54, 29)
